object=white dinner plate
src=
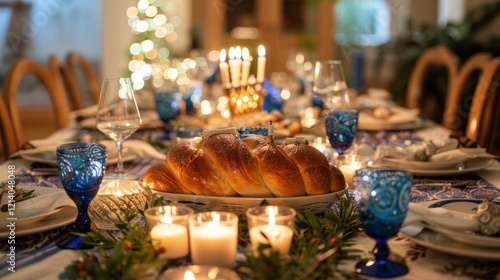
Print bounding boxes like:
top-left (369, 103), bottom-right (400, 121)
top-left (402, 227), bottom-right (500, 260)
top-left (381, 158), bottom-right (463, 170)
top-left (376, 157), bottom-right (495, 177)
top-left (358, 106), bottom-right (424, 131)
top-left (0, 205), bottom-right (77, 238)
top-left (0, 207), bottom-right (63, 228)
top-left (401, 199), bottom-right (500, 259)
top-left (426, 199), bottom-right (500, 248)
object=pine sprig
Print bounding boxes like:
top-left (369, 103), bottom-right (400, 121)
top-left (239, 193), bottom-right (363, 280)
top-left (63, 193), bottom-right (362, 279)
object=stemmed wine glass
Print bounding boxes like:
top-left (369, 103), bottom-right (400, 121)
top-left (56, 142), bottom-right (107, 249)
top-left (324, 109), bottom-right (358, 155)
top-left (353, 168), bottom-right (412, 277)
top-left (313, 60), bottom-right (350, 110)
top-left (96, 77), bottom-right (142, 179)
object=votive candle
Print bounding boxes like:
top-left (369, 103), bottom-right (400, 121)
top-left (188, 212), bottom-right (238, 268)
top-left (337, 154), bottom-right (369, 191)
top-left (246, 205), bottom-right (296, 256)
top-left (150, 222), bottom-right (189, 259)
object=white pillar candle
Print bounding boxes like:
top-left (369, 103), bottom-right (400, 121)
top-left (256, 45), bottom-right (266, 83)
top-left (240, 47), bottom-right (251, 86)
top-left (189, 213), bottom-right (238, 268)
top-left (219, 49), bottom-right (231, 89)
top-left (150, 223), bottom-right (189, 259)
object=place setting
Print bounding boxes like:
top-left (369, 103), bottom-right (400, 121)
top-left (400, 197), bottom-right (500, 260)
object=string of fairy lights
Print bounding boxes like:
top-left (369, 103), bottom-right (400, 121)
top-left (127, 0), bottom-right (218, 91)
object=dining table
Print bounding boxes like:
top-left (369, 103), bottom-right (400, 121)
top-left (1, 104), bottom-right (499, 280)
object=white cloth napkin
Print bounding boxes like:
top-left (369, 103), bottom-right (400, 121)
top-left (0, 186), bottom-right (75, 221)
top-left (429, 148), bottom-right (497, 162)
top-left (402, 202), bottom-right (479, 232)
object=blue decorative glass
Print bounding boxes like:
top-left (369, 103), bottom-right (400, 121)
top-left (324, 109), bottom-right (358, 155)
top-left (155, 90), bottom-right (181, 136)
top-left (353, 168), bottom-right (412, 278)
top-left (56, 142), bottom-right (107, 249)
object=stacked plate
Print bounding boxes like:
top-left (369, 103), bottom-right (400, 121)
top-left (401, 199), bottom-right (500, 260)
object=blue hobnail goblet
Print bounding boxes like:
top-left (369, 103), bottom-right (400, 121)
top-left (155, 90), bottom-right (181, 138)
top-left (56, 142), bottom-right (107, 249)
top-left (324, 109), bottom-right (358, 155)
top-left (353, 168), bottom-right (412, 278)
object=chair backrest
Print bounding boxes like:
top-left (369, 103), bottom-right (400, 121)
top-left (406, 45), bottom-right (459, 126)
top-left (443, 52), bottom-right (492, 131)
top-left (62, 52), bottom-right (100, 110)
top-left (2, 57), bottom-right (70, 154)
top-left (466, 58), bottom-right (500, 144)
top-left (0, 97), bottom-right (17, 160)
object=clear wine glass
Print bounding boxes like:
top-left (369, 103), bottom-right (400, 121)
top-left (353, 168), bottom-right (412, 278)
top-left (56, 142), bottom-right (107, 249)
top-left (96, 77), bottom-right (142, 179)
top-left (325, 109), bottom-right (358, 155)
top-left (313, 60), bottom-right (350, 110)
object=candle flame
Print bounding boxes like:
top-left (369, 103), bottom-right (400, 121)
top-left (242, 47), bottom-right (249, 61)
top-left (267, 206), bottom-right (277, 227)
top-left (235, 46), bottom-right (242, 59)
top-left (258, 45), bottom-right (265, 57)
top-left (220, 49), bottom-right (226, 62)
top-left (228, 47), bottom-right (235, 60)
top-left (210, 213), bottom-right (220, 226)
top-left (160, 207), bottom-right (172, 224)
top-left (184, 270), bottom-right (195, 280)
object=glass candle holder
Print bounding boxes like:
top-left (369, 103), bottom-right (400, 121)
top-left (159, 265), bottom-right (241, 280)
top-left (145, 205), bottom-right (194, 259)
top-left (188, 212), bottom-right (238, 268)
top-left (336, 154), bottom-right (369, 191)
top-left (246, 205), bottom-right (296, 256)
top-left (88, 179), bottom-right (152, 230)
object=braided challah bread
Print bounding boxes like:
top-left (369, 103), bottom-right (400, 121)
top-left (142, 130), bottom-right (346, 197)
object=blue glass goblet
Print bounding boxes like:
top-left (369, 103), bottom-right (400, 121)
top-left (324, 109), bottom-right (358, 155)
top-left (353, 168), bottom-right (412, 278)
top-left (155, 90), bottom-right (181, 138)
top-left (56, 142), bottom-right (107, 249)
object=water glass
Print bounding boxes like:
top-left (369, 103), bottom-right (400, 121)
top-left (313, 60), bottom-right (350, 110)
top-left (353, 168), bottom-right (412, 277)
top-left (155, 89), bottom-right (182, 134)
top-left (56, 142), bottom-right (107, 249)
top-left (325, 109), bottom-right (358, 155)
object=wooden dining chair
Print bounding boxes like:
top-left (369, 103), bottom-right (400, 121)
top-left (1, 56), bottom-right (70, 155)
top-left (406, 45), bottom-right (459, 127)
top-left (60, 52), bottom-right (100, 110)
top-left (466, 58), bottom-right (500, 148)
top-left (0, 97), bottom-right (17, 160)
top-left (443, 52), bottom-right (492, 131)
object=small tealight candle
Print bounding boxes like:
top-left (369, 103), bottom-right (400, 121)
top-left (188, 212), bottom-right (238, 268)
top-left (151, 221), bottom-right (189, 259)
top-left (158, 265), bottom-right (241, 280)
top-left (246, 206), bottom-right (296, 256)
top-left (145, 205), bottom-right (194, 259)
top-left (336, 154), bottom-right (369, 191)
